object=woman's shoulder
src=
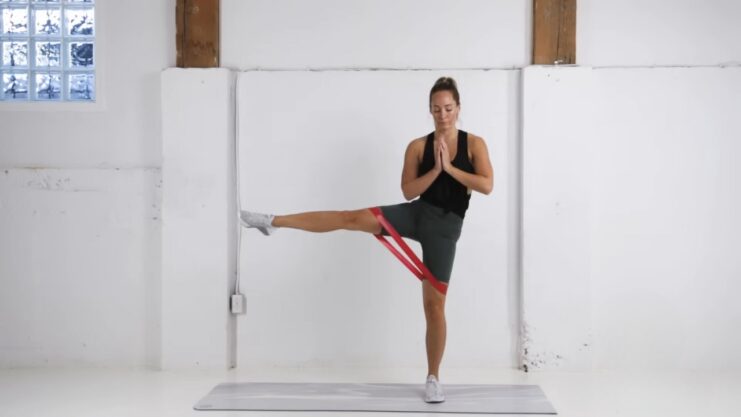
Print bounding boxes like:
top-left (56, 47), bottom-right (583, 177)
top-left (465, 132), bottom-right (487, 148)
top-left (464, 131), bottom-right (485, 141)
top-left (407, 135), bottom-right (428, 150)
top-left (405, 136), bottom-right (428, 163)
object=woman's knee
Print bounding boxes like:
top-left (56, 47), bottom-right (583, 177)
top-left (342, 209), bottom-right (381, 234)
top-left (424, 306), bottom-right (445, 322)
top-left (422, 280), bottom-right (446, 318)
top-left (424, 299), bottom-right (445, 319)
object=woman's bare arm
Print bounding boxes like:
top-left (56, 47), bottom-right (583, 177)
top-left (443, 135), bottom-right (493, 195)
top-left (400, 138), bottom-right (441, 201)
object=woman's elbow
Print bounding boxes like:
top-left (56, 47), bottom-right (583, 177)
top-left (484, 178), bottom-right (494, 195)
top-left (401, 186), bottom-right (413, 201)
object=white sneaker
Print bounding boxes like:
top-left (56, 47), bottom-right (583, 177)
top-left (424, 374), bottom-right (445, 403)
top-left (239, 211), bottom-right (277, 236)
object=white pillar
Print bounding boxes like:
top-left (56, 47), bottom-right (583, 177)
top-left (521, 66), bottom-right (594, 371)
top-left (160, 68), bottom-right (237, 369)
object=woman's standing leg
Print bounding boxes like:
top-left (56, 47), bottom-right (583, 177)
top-left (419, 220), bottom-right (459, 403)
top-left (422, 279), bottom-right (448, 379)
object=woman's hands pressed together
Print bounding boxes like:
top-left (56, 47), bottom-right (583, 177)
top-left (439, 139), bottom-right (452, 172)
top-left (434, 138), bottom-right (452, 174)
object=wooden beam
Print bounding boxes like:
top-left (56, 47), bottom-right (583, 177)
top-left (533, 0), bottom-right (576, 65)
top-left (176, 0), bottom-right (220, 68)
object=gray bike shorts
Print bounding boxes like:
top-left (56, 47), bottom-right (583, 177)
top-left (375, 199), bottom-right (464, 284)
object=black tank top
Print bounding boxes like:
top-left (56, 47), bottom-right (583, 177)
top-left (418, 130), bottom-right (475, 219)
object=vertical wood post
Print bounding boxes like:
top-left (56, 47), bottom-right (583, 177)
top-left (533, 0), bottom-right (576, 65)
top-left (176, 0), bottom-right (220, 68)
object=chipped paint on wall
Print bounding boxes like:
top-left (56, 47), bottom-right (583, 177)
top-left (521, 320), bottom-right (565, 372)
top-left (24, 172), bottom-right (101, 193)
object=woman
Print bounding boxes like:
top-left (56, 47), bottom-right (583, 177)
top-left (240, 77), bottom-right (494, 403)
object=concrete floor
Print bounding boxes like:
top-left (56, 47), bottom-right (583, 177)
top-left (1, 366), bottom-right (738, 416)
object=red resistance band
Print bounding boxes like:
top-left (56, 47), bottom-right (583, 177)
top-left (369, 207), bottom-right (448, 295)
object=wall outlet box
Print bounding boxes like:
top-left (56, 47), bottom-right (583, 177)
top-left (231, 294), bottom-right (245, 314)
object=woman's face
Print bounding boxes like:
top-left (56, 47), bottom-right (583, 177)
top-left (430, 90), bottom-right (459, 130)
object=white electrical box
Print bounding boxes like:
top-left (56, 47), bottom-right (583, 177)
top-left (231, 294), bottom-right (245, 314)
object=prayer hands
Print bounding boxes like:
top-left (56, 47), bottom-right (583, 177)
top-left (437, 139), bottom-right (452, 173)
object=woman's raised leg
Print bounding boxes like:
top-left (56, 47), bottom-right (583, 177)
top-left (270, 209), bottom-right (383, 234)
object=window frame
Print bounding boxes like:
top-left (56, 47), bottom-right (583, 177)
top-left (0, 0), bottom-right (102, 110)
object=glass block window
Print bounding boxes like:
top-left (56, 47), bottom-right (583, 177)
top-left (1, 0), bottom-right (95, 102)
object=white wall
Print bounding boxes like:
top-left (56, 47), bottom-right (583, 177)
top-left (589, 67), bottom-right (741, 370)
top-left (523, 66), bottom-right (741, 371)
top-left (0, 168), bottom-right (161, 367)
top-left (578, 0), bottom-right (741, 66)
top-left (0, 0), bottom-right (174, 368)
top-left (235, 70), bottom-right (520, 370)
top-left (222, 0), bottom-right (532, 69)
top-left (3, 0), bottom-right (740, 372)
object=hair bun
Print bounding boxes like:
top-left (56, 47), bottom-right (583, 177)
top-left (434, 77), bottom-right (457, 89)
top-left (429, 76), bottom-right (461, 107)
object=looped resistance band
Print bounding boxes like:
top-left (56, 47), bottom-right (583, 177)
top-left (369, 207), bottom-right (448, 295)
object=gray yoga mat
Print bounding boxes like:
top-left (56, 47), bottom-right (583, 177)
top-left (194, 382), bottom-right (557, 414)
